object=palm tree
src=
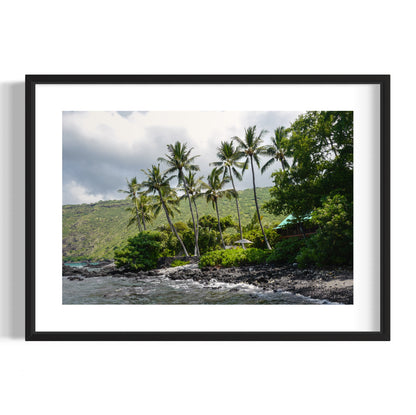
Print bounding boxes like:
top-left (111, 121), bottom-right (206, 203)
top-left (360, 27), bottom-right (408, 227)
top-left (141, 164), bottom-right (189, 256)
top-left (180, 172), bottom-right (204, 254)
top-left (158, 141), bottom-right (200, 256)
top-left (118, 177), bottom-right (143, 231)
top-left (211, 140), bottom-right (247, 249)
top-left (233, 126), bottom-right (272, 250)
top-left (136, 193), bottom-right (154, 230)
top-left (202, 168), bottom-right (236, 249)
top-left (261, 126), bottom-right (290, 174)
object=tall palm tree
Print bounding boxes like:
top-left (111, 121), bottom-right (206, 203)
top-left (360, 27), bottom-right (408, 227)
top-left (261, 126), bottom-right (290, 174)
top-left (141, 164), bottom-right (189, 256)
top-left (158, 141), bottom-right (200, 256)
top-left (233, 126), bottom-right (272, 250)
top-left (118, 177), bottom-right (143, 231)
top-left (202, 168), bottom-right (236, 250)
top-left (211, 140), bottom-right (247, 249)
top-left (180, 171), bottom-right (204, 254)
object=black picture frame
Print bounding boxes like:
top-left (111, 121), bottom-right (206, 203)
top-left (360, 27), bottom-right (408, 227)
top-left (25, 74), bottom-right (390, 341)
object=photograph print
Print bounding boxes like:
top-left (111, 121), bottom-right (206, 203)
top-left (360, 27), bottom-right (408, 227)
top-left (62, 110), bottom-right (353, 305)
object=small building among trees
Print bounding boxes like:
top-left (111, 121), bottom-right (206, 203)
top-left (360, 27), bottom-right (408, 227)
top-left (275, 214), bottom-right (317, 239)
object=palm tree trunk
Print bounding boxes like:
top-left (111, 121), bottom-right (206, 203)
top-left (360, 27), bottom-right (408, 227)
top-left (192, 198), bottom-right (200, 256)
top-left (183, 181), bottom-right (199, 256)
top-left (228, 166), bottom-right (245, 249)
top-left (215, 199), bottom-right (226, 249)
top-left (142, 214), bottom-right (146, 230)
top-left (250, 156), bottom-right (271, 250)
top-left (158, 191), bottom-right (189, 257)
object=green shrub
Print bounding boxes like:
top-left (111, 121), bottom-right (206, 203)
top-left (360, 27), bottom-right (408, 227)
top-left (199, 250), bottom-right (225, 267)
top-left (243, 228), bottom-right (280, 249)
top-left (199, 248), bottom-right (268, 268)
top-left (180, 227), bottom-right (221, 255)
top-left (267, 237), bottom-right (306, 264)
top-left (173, 222), bottom-right (190, 233)
top-left (170, 260), bottom-right (190, 267)
top-left (296, 194), bottom-right (353, 267)
top-left (114, 231), bottom-right (165, 271)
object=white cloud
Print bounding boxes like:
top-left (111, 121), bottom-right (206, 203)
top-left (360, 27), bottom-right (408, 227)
top-left (63, 111), bottom-right (302, 204)
top-left (63, 180), bottom-right (104, 205)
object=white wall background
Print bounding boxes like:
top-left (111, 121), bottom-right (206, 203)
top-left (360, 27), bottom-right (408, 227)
top-left (0, 1), bottom-right (413, 414)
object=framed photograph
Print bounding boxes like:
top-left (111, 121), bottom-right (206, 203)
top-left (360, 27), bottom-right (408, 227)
top-left (26, 74), bottom-right (390, 341)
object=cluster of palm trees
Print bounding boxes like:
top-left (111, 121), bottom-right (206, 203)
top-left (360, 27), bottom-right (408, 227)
top-left (119, 125), bottom-right (289, 256)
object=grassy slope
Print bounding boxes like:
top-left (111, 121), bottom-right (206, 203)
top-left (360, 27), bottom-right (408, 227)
top-left (63, 187), bottom-right (283, 260)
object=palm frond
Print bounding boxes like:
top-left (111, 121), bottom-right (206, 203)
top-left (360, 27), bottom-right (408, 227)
top-left (232, 167), bottom-right (243, 181)
top-left (257, 128), bottom-right (268, 140)
top-left (157, 156), bottom-right (168, 163)
top-left (241, 158), bottom-right (249, 175)
top-left (281, 158), bottom-right (290, 170)
top-left (231, 135), bottom-right (246, 149)
top-left (261, 157), bottom-right (275, 174)
top-left (234, 160), bottom-right (246, 169)
top-left (126, 216), bottom-right (137, 228)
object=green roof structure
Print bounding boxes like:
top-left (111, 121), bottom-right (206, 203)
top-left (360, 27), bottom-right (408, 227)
top-left (275, 213), bottom-right (312, 229)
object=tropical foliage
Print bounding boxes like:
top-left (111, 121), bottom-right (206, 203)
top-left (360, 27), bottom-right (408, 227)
top-left (264, 111), bottom-right (353, 219)
top-left (261, 126), bottom-right (290, 173)
top-left (141, 164), bottom-right (189, 256)
top-left (62, 188), bottom-right (279, 261)
top-left (267, 238), bottom-right (306, 265)
top-left (199, 248), bottom-right (269, 268)
top-left (158, 141), bottom-right (200, 255)
top-left (264, 111), bottom-right (353, 266)
top-left (114, 231), bottom-right (166, 271)
top-left (233, 126), bottom-right (272, 249)
top-left (202, 167), bottom-right (237, 249)
top-left (64, 111), bottom-right (353, 269)
top-left (118, 177), bottom-right (148, 231)
top-left (296, 194), bottom-right (353, 267)
top-left (211, 141), bottom-right (247, 248)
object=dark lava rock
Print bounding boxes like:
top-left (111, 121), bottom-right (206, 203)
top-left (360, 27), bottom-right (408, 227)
top-left (63, 265), bottom-right (81, 276)
top-left (124, 272), bottom-right (137, 278)
top-left (67, 276), bottom-right (84, 281)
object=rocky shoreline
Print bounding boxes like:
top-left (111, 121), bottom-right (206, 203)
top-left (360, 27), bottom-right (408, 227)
top-left (63, 261), bottom-right (353, 304)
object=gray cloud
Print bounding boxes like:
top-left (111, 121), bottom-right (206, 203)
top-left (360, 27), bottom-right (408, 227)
top-left (63, 111), bottom-right (302, 204)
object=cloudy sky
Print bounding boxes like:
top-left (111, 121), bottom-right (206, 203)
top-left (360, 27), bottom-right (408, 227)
top-left (62, 111), bottom-right (302, 205)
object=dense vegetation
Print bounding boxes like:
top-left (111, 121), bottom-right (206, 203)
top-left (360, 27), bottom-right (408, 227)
top-left (199, 248), bottom-right (269, 268)
top-left (114, 231), bottom-right (166, 271)
top-left (65, 111), bottom-right (353, 269)
top-left (264, 111), bottom-right (353, 266)
top-left (62, 188), bottom-right (280, 261)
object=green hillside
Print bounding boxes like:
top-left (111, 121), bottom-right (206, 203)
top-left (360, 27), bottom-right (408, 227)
top-left (63, 187), bottom-right (283, 261)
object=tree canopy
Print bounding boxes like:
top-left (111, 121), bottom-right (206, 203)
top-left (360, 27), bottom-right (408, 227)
top-left (264, 111), bottom-right (353, 266)
top-left (264, 111), bottom-right (353, 220)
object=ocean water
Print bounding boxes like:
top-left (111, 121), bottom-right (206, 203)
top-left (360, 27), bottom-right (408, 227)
top-left (62, 265), bottom-right (331, 305)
